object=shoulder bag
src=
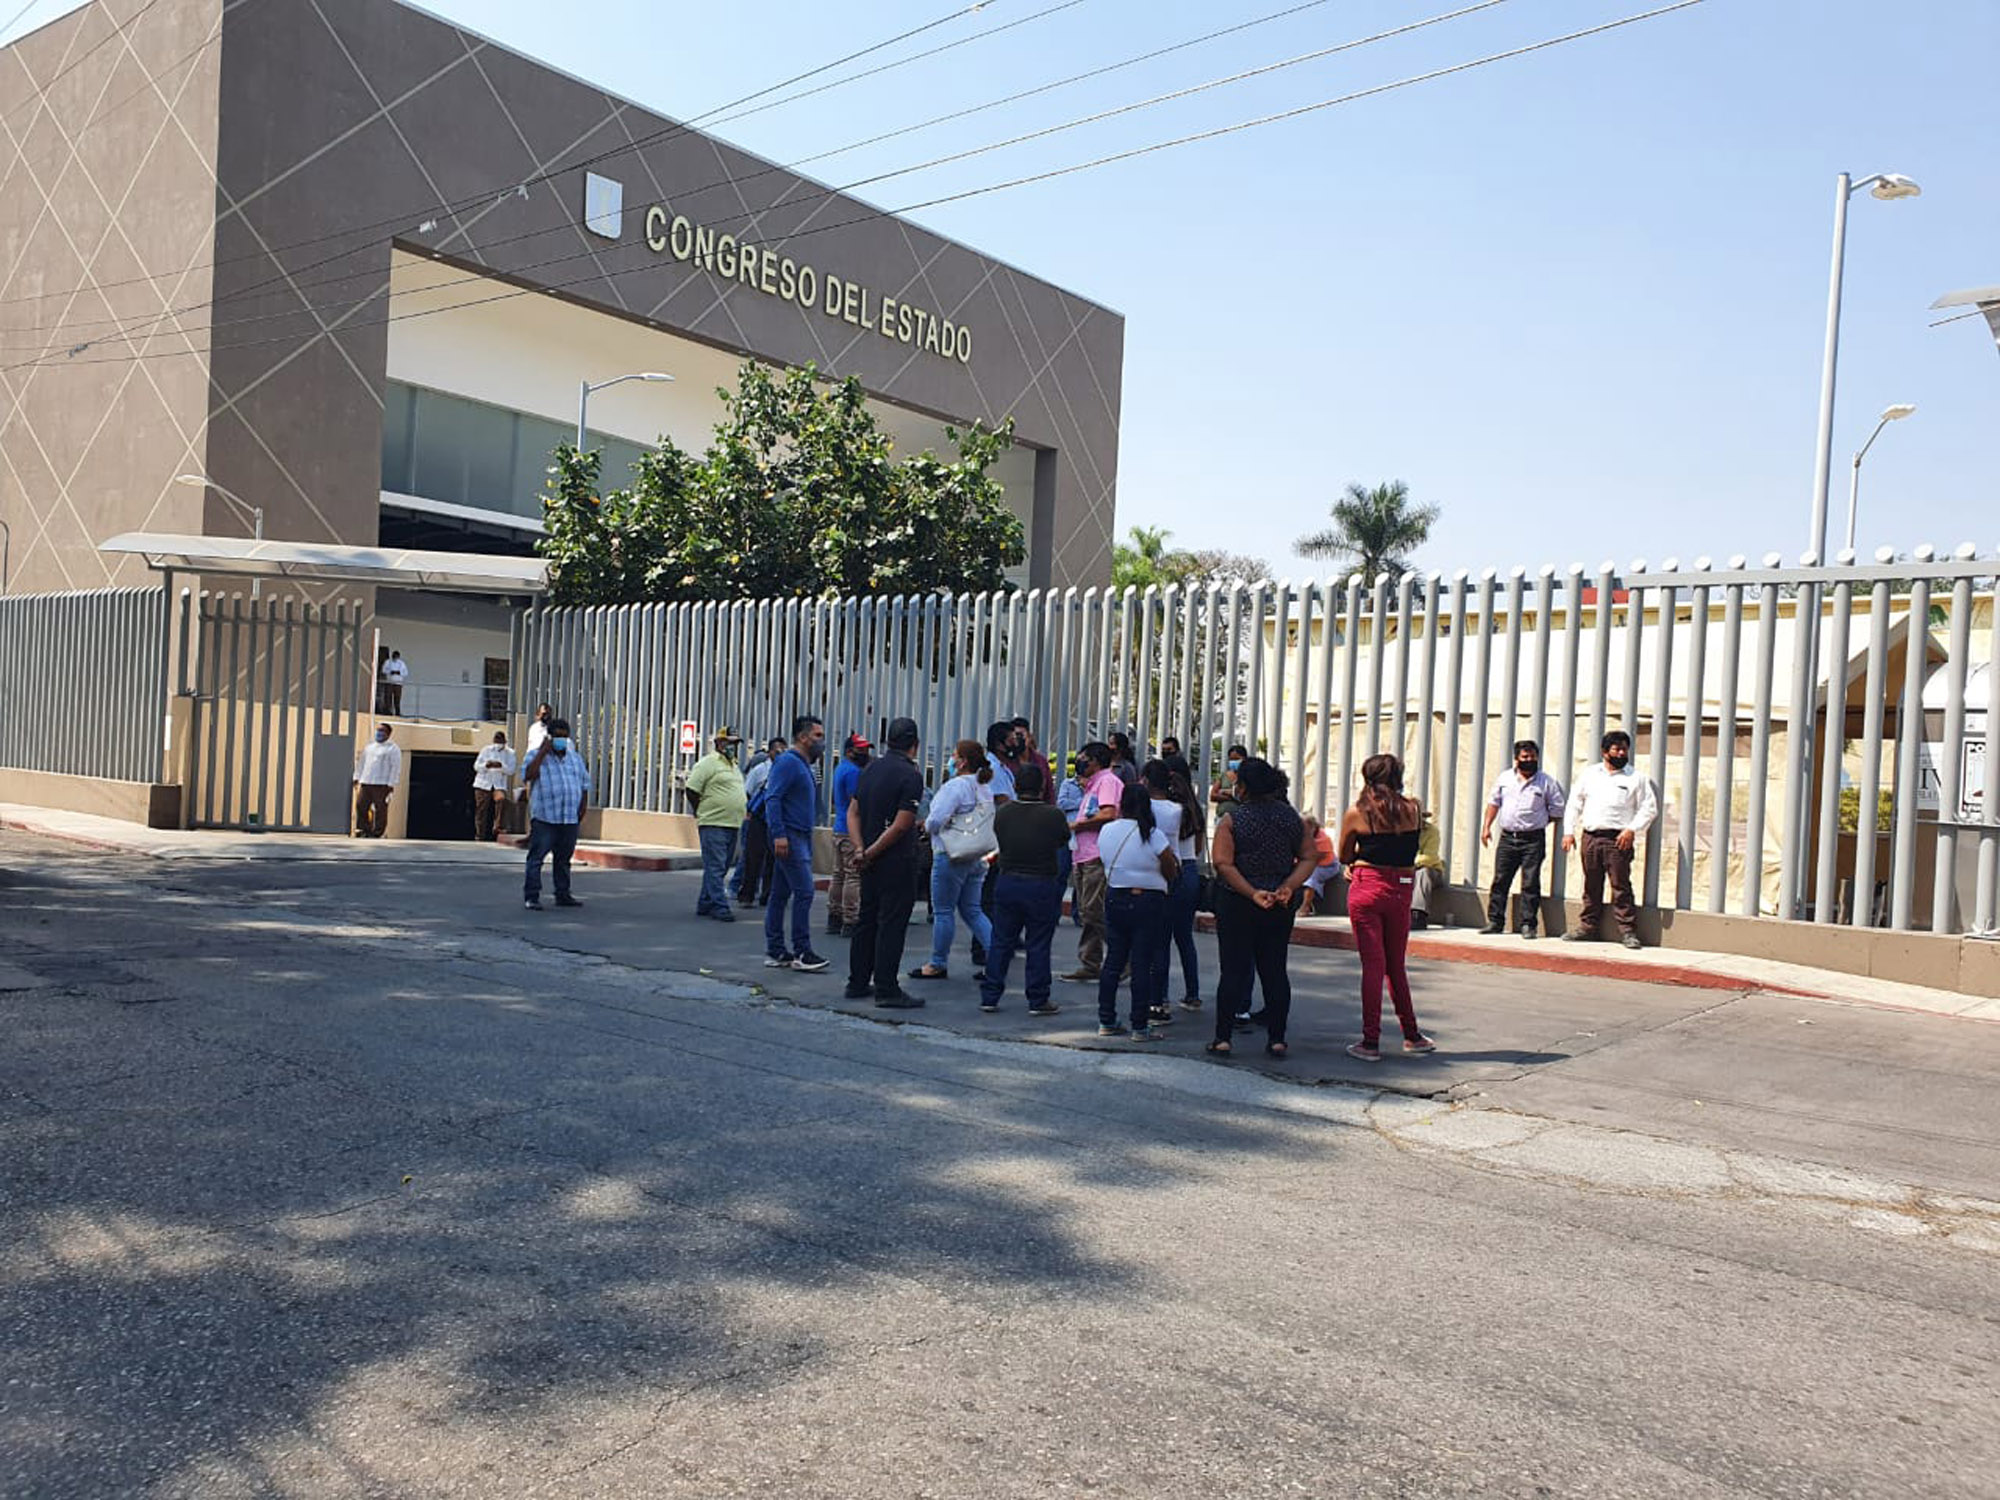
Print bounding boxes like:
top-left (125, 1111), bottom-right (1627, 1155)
top-left (939, 792), bottom-right (998, 862)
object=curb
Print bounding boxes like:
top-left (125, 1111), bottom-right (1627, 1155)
top-left (495, 833), bottom-right (702, 872)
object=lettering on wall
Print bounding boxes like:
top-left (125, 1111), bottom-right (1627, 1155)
top-left (576, 177), bottom-right (972, 365)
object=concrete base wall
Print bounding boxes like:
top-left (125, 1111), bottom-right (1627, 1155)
top-left (0, 768), bottom-right (180, 828)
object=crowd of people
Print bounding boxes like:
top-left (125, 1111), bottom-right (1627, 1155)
top-left (502, 700), bottom-right (1664, 1062)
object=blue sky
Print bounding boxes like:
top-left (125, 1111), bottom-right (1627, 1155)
top-left (9, 0), bottom-right (1997, 578)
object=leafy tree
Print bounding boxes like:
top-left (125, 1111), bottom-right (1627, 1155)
top-left (1111, 527), bottom-right (1272, 590)
top-left (539, 361), bottom-right (1024, 604)
top-left (1295, 480), bottom-right (1438, 581)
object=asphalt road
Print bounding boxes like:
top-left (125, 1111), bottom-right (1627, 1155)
top-left (3, 830), bottom-right (1996, 1499)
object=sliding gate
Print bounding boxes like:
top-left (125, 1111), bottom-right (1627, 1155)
top-left (181, 592), bottom-right (368, 831)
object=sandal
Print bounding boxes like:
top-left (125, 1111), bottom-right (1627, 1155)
top-left (1205, 1040), bottom-right (1233, 1056)
top-left (907, 965), bottom-right (949, 980)
top-left (1265, 1041), bottom-right (1289, 1059)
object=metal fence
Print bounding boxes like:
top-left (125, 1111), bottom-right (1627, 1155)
top-left (0, 587), bottom-right (166, 783)
top-left (514, 551), bottom-right (2000, 938)
top-left (177, 591), bottom-right (369, 831)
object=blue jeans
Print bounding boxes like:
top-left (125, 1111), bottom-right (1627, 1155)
top-left (980, 872), bottom-right (1061, 1007)
top-left (928, 853), bottom-right (993, 971)
top-left (1098, 888), bottom-right (1167, 1030)
top-left (523, 818), bottom-right (579, 902)
top-left (697, 825), bottom-right (738, 914)
top-left (763, 837), bottom-right (815, 957)
top-left (1152, 861), bottom-right (1202, 1004)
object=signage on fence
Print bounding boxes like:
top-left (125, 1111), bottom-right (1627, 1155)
top-left (679, 720), bottom-right (699, 756)
top-left (1918, 709), bottom-right (1986, 822)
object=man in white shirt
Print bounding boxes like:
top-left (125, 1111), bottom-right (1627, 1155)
top-left (379, 651), bottom-right (409, 715)
top-left (471, 731), bottom-right (515, 842)
top-left (524, 702), bottom-right (552, 759)
top-left (1561, 730), bottom-right (1658, 949)
top-left (352, 723), bottom-right (402, 838)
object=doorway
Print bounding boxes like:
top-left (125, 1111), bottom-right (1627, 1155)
top-left (407, 750), bottom-right (476, 840)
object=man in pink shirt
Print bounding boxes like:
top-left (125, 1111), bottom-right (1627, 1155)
top-left (1062, 741), bottom-right (1129, 982)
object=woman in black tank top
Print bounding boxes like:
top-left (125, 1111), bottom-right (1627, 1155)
top-left (1337, 753), bottom-right (1434, 1062)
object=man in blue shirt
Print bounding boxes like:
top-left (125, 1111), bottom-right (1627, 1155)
top-left (521, 717), bottom-right (591, 911)
top-left (827, 733), bottom-right (871, 937)
top-left (763, 714), bottom-right (829, 972)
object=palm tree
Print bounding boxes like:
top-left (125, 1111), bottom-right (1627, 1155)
top-left (1295, 480), bottom-right (1438, 581)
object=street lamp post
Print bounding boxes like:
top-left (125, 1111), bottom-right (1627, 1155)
top-left (1790, 170), bottom-right (1919, 920)
top-left (1845, 403), bottom-right (1916, 554)
top-left (576, 372), bottom-right (673, 451)
top-left (174, 472), bottom-right (265, 598)
top-left (1806, 171), bottom-right (1921, 564)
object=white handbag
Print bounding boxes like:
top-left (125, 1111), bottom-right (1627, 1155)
top-left (939, 796), bottom-right (997, 862)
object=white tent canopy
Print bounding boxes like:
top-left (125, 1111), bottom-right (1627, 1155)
top-left (99, 533), bottom-right (547, 595)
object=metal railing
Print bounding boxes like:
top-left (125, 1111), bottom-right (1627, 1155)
top-left (0, 587), bottom-right (166, 783)
top-left (515, 551), bottom-right (1999, 936)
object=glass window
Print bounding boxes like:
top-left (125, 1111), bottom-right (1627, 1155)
top-left (409, 387), bottom-right (519, 511)
top-left (380, 381), bottom-right (415, 493)
top-left (512, 416), bottom-right (571, 518)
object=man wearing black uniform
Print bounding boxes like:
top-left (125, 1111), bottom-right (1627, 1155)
top-left (844, 717), bottom-right (927, 1008)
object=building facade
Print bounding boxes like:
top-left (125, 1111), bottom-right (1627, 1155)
top-left (0, 0), bottom-right (1125, 620)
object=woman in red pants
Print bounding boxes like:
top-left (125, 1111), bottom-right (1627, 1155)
top-left (1336, 753), bottom-right (1437, 1062)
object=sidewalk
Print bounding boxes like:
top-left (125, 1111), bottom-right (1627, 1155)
top-left (4, 800), bottom-right (1991, 1020)
top-left (0, 804), bottom-right (700, 870)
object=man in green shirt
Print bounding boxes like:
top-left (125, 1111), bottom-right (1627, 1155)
top-left (685, 727), bottom-right (747, 922)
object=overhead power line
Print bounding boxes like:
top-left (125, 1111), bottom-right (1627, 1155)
top-left (7, 0), bottom-right (1710, 376)
top-left (4, 0), bottom-right (1508, 356)
top-left (0, 0), bottom-right (1079, 318)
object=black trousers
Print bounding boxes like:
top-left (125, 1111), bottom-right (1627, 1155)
top-left (848, 859), bottom-right (918, 997)
top-left (736, 817), bottom-right (772, 903)
top-left (1487, 829), bottom-right (1548, 931)
top-left (1213, 889), bottom-right (1298, 1045)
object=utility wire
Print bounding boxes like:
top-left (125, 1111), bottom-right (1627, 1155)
top-left (6, 0), bottom-right (1507, 355)
top-left (7, 0), bottom-right (1710, 375)
top-left (0, 0), bottom-right (1071, 317)
top-left (0, 0), bottom-right (164, 131)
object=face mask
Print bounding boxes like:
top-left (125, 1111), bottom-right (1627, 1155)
top-left (1228, 758), bottom-right (1241, 772)
top-left (375, 730), bottom-right (389, 742)
top-left (552, 737), bottom-right (571, 752)
top-left (1518, 759), bottom-right (1538, 777)
top-left (805, 741), bottom-right (823, 763)
top-left (1607, 750), bottom-right (1628, 768)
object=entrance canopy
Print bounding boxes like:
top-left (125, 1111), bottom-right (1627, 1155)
top-left (99, 533), bottom-right (547, 595)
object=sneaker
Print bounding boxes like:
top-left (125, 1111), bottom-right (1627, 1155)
top-left (1233, 1011), bottom-right (1255, 1032)
top-left (1177, 996), bottom-right (1203, 1011)
top-left (1147, 1006), bottom-right (1174, 1024)
top-left (764, 952), bottom-right (795, 968)
top-left (1061, 969), bottom-right (1099, 984)
top-left (1621, 933), bottom-right (1644, 950)
top-left (554, 896), bottom-right (584, 908)
top-left (1026, 1002), bottom-right (1061, 1016)
top-left (1096, 1024), bottom-right (1127, 1038)
top-left (1518, 927), bottom-right (1538, 940)
top-left (1128, 1027), bottom-right (1164, 1043)
top-left (1404, 1035), bottom-right (1437, 1054)
top-left (791, 952), bottom-right (830, 973)
top-left (1479, 922), bottom-right (1505, 935)
top-left (842, 984), bottom-right (874, 1000)
top-left (1346, 1042), bottom-right (1382, 1062)
top-left (1560, 929), bottom-right (1593, 942)
top-left (524, 899), bottom-right (543, 911)
top-left (874, 993), bottom-right (925, 1009)
top-left (713, 909), bottom-right (735, 923)
top-left (978, 1001), bottom-right (1000, 1013)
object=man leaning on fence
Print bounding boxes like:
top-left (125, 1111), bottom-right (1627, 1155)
top-left (1562, 730), bottom-right (1657, 949)
top-left (522, 718), bottom-right (590, 912)
top-left (685, 726), bottom-right (745, 922)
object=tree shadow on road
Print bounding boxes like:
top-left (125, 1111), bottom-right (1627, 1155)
top-left (0, 857), bottom-right (1353, 1494)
